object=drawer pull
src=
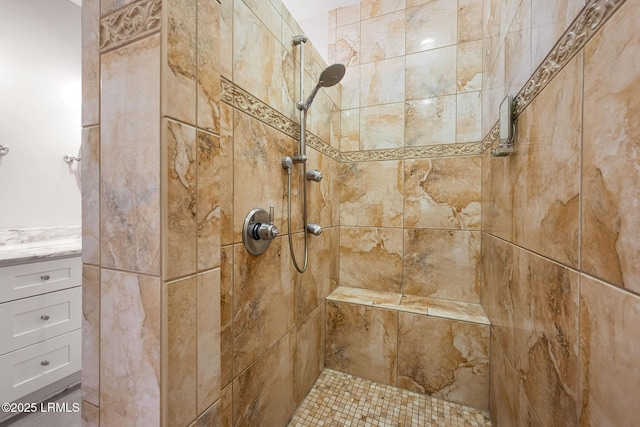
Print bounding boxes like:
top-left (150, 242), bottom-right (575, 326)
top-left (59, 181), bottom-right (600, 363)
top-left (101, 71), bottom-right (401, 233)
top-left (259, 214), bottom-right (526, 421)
top-left (41, 315), bottom-right (50, 321)
top-left (41, 275), bottom-right (51, 280)
top-left (41, 360), bottom-right (50, 366)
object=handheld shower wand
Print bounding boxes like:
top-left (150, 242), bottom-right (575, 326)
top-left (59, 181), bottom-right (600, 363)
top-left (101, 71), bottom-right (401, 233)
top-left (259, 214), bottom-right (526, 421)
top-left (284, 35), bottom-right (345, 273)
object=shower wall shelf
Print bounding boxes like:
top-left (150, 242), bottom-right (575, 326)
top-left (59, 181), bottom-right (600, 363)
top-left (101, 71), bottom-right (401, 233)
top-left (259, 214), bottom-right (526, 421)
top-left (491, 93), bottom-right (517, 157)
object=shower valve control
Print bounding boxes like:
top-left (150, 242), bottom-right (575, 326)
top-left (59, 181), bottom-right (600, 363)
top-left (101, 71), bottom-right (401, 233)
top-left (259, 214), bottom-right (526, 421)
top-left (242, 206), bottom-right (279, 256)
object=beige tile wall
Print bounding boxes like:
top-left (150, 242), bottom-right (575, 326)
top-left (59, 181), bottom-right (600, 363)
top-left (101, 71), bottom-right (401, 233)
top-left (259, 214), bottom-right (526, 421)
top-left (80, 0), bottom-right (640, 425)
top-left (332, 0), bottom-right (484, 303)
top-left (482, 0), bottom-right (640, 425)
top-left (81, 0), bottom-right (227, 425)
top-left (83, 0), bottom-right (339, 425)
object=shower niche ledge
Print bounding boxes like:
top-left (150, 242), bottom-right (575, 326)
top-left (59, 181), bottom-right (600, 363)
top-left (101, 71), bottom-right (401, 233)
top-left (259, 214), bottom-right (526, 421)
top-left (325, 286), bottom-right (490, 410)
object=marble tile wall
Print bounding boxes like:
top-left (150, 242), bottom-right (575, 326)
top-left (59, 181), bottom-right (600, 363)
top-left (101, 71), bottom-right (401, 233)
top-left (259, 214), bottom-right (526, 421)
top-left (84, 0), bottom-right (338, 424)
top-left (482, 0), bottom-right (640, 425)
top-left (332, 0), bottom-right (484, 306)
top-left (82, 0), bottom-right (225, 425)
top-left (219, 1), bottom-right (341, 426)
top-left (325, 288), bottom-right (490, 410)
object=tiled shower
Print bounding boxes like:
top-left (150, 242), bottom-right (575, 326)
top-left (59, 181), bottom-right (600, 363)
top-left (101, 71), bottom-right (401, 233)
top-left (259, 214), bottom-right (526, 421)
top-left (79, 0), bottom-right (639, 426)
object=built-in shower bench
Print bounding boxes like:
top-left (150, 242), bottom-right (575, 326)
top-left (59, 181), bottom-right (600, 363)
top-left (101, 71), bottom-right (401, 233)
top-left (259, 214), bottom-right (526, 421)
top-left (325, 286), bottom-right (491, 410)
top-left (326, 286), bottom-right (489, 325)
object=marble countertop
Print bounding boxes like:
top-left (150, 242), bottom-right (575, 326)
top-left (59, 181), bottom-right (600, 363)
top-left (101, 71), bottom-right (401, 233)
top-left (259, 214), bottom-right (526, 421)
top-left (0, 227), bottom-right (82, 267)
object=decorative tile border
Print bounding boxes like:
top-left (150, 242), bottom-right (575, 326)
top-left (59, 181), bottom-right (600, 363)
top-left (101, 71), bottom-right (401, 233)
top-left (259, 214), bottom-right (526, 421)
top-left (221, 79), bottom-right (486, 162)
top-left (481, 0), bottom-right (625, 151)
top-left (221, 77), bottom-right (299, 139)
top-left (306, 133), bottom-right (341, 162)
top-left (513, 0), bottom-right (626, 116)
top-left (100, 0), bottom-right (161, 53)
top-left (338, 143), bottom-right (486, 163)
top-left (481, 122), bottom-right (500, 152)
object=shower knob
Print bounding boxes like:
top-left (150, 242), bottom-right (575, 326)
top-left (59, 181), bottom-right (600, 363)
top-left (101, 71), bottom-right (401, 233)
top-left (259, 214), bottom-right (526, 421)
top-left (242, 207), bottom-right (279, 256)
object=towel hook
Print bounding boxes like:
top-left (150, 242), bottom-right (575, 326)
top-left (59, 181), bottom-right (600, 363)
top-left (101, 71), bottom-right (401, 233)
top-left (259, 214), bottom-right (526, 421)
top-left (63, 153), bottom-right (81, 163)
top-left (0, 144), bottom-right (9, 155)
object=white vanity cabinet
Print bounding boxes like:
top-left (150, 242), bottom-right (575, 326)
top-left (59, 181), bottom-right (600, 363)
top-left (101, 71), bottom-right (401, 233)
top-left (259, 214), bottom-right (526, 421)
top-left (0, 256), bottom-right (82, 408)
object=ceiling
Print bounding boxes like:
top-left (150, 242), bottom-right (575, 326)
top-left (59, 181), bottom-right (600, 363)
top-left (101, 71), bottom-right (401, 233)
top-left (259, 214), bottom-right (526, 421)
top-left (281, 0), bottom-right (360, 21)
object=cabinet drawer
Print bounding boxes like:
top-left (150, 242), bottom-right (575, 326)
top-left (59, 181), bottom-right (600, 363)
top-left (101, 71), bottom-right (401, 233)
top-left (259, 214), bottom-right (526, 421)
top-left (0, 329), bottom-right (81, 405)
top-left (0, 287), bottom-right (82, 355)
top-left (0, 257), bottom-right (82, 303)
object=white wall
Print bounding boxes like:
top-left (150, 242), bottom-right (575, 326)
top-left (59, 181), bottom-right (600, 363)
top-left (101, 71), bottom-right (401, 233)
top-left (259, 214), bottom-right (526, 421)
top-left (0, 0), bottom-right (82, 229)
top-left (281, 0), bottom-right (360, 63)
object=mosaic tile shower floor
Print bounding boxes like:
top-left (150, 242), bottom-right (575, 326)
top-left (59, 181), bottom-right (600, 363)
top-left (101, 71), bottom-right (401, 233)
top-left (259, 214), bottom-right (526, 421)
top-left (289, 369), bottom-right (492, 427)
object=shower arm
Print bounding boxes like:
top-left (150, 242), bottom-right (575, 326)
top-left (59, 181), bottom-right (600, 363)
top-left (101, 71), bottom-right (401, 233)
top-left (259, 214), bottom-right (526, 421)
top-left (293, 34), bottom-right (308, 164)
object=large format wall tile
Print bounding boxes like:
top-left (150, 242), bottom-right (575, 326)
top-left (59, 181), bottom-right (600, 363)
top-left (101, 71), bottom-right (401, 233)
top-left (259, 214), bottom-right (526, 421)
top-left (197, 269), bottom-right (221, 414)
top-left (360, 11), bottom-right (405, 64)
top-left (232, 111), bottom-right (297, 242)
top-left (233, 0), bottom-right (282, 112)
top-left (197, 0), bottom-right (221, 134)
top-left (100, 270), bottom-right (160, 426)
top-left (489, 332), bottom-right (542, 427)
top-left (81, 127), bottom-right (100, 265)
top-left (406, 0), bottom-right (457, 54)
top-left (361, 0), bottom-right (405, 19)
top-left (101, 35), bottom-right (161, 275)
top-left (306, 149), bottom-right (339, 228)
top-left (340, 227), bottom-right (403, 293)
top-left (220, 246), bottom-right (233, 388)
top-left (456, 91), bottom-right (482, 142)
top-left (335, 23), bottom-right (360, 67)
top-left (458, 0), bottom-right (483, 43)
top-left (406, 47), bottom-right (457, 100)
top-left (81, 401), bottom-right (100, 427)
top-left (82, 0), bottom-right (99, 126)
top-left (404, 229), bottom-right (481, 303)
top-left (340, 160), bottom-right (404, 227)
top-left (481, 234), bottom-right (516, 358)
top-left (398, 312), bottom-right (489, 409)
top-left (219, 103), bottom-right (234, 246)
top-left (511, 54), bottom-right (582, 269)
top-left (580, 275), bottom-right (640, 426)
top-left (360, 57), bottom-right (405, 107)
top-left (512, 249), bottom-right (579, 426)
top-left (82, 266), bottom-right (100, 406)
top-left (295, 305), bottom-right (325, 404)
top-left (163, 276), bottom-right (197, 426)
top-left (481, 140), bottom-right (513, 241)
top-left (360, 103), bottom-right (405, 150)
top-left (531, 0), bottom-right (583, 68)
top-left (326, 301), bottom-right (398, 386)
top-left (294, 227), bottom-right (338, 323)
top-left (582, 1), bottom-right (640, 293)
top-left (233, 238), bottom-right (294, 375)
top-left (457, 40), bottom-right (483, 93)
top-left (504, 0), bottom-right (531, 99)
top-left (405, 96), bottom-right (457, 146)
top-left (197, 129), bottom-right (222, 271)
top-left (340, 109), bottom-right (360, 151)
top-left (404, 157), bottom-right (481, 230)
top-left (233, 333), bottom-right (296, 427)
top-left (163, 0), bottom-right (197, 124)
top-left (219, 0), bottom-right (232, 79)
top-left (163, 120), bottom-right (197, 280)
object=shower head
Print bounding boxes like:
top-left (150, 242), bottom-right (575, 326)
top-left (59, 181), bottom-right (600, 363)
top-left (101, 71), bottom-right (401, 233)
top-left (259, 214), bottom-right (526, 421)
top-left (298, 63), bottom-right (346, 111)
top-left (318, 63), bottom-right (346, 88)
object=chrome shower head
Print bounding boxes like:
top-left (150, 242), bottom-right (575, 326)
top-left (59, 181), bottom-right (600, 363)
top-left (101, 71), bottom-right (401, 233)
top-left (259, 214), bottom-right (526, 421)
top-left (318, 63), bottom-right (346, 88)
top-left (298, 64), bottom-right (346, 111)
